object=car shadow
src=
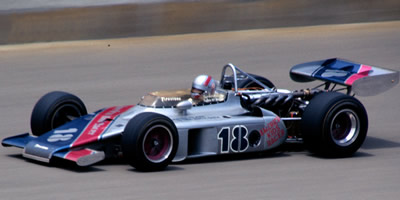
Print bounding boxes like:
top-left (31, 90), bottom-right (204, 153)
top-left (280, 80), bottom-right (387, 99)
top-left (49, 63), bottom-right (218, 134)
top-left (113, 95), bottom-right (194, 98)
top-left (361, 136), bottom-right (400, 150)
top-left (6, 154), bottom-right (106, 173)
top-left (127, 166), bottom-right (185, 173)
top-left (6, 136), bottom-right (396, 172)
top-left (176, 149), bottom-right (291, 166)
top-left (301, 135), bottom-right (400, 159)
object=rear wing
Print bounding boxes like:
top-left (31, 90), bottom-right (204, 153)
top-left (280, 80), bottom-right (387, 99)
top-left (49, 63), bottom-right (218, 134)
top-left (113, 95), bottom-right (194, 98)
top-left (290, 58), bottom-right (399, 96)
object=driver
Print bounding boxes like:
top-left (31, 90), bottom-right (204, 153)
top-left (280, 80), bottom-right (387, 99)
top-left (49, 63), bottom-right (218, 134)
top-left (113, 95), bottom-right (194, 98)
top-left (191, 75), bottom-right (216, 100)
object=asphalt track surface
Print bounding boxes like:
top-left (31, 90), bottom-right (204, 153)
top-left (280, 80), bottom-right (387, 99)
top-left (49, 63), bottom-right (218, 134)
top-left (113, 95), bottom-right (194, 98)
top-left (1, 21), bottom-right (400, 200)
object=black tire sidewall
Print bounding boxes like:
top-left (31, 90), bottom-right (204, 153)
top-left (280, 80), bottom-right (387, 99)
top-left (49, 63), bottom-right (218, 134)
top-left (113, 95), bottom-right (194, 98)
top-left (30, 91), bottom-right (87, 136)
top-left (122, 113), bottom-right (178, 171)
top-left (302, 92), bottom-right (368, 157)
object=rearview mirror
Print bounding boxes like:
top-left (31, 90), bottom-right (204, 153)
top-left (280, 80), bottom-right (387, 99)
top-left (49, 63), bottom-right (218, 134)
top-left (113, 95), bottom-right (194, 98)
top-left (176, 100), bottom-right (192, 113)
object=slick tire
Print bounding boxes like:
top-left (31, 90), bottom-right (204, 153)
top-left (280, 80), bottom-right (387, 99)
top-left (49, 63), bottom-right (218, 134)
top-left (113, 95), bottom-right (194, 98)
top-left (122, 113), bottom-right (178, 171)
top-left (301, 92), bottom-right (368, 157)
top-left (30, 91), bottom-right (87, 136)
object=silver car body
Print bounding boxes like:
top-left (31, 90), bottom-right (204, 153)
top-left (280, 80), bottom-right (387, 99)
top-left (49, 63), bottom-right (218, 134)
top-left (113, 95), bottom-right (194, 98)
top-left (105, 89), bottom-right (287, 162)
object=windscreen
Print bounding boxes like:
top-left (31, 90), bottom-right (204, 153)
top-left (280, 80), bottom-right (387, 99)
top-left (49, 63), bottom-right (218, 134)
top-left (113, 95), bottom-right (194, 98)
top-left (138, 89), bottom-right (227, 108)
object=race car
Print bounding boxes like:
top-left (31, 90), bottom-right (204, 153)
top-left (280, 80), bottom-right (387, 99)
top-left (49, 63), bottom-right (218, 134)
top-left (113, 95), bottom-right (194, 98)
top-left (2, 58), bottom-right (399, 171)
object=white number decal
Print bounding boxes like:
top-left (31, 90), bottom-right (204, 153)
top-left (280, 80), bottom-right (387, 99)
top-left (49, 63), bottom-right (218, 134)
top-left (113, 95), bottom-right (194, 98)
top-left (47, 134), bottom-right (73, 142)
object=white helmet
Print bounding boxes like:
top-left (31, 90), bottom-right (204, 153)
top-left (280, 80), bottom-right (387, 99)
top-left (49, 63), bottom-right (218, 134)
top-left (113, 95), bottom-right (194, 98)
top-left (191, 75), bottom-right (216, 99)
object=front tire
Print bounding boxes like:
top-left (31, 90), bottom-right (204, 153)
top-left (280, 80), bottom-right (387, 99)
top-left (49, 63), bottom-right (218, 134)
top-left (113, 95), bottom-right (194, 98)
top-left (122, 113), bottom-right (178, 171)
top-left (301, 92), bottom-right (368, 157)
top-left (30, 91), bottom-right (87, 136)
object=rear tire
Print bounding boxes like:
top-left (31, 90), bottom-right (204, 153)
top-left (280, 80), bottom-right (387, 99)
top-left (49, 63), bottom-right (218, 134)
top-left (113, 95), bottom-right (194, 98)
top-left (301, 92), bottom-right (368, 157)
top-left (30, 91), bottom-right (87, 136)
top-left (122, 113), bottom-right (178, 171)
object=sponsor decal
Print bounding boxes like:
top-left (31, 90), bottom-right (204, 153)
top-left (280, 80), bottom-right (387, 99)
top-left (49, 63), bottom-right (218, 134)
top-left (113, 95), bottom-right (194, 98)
top-left (161, 97), bottom-right (182, 102)
top-left (173, 115), bottom-right (222, 122)
top-left (34, 144), bottom-right (49, 150)
top-left (260, 117), bottom-right (285, 146)
top-left (203, 95), bottom-right (222, 103)
top-left (321, 69), bottom-right (349, 78)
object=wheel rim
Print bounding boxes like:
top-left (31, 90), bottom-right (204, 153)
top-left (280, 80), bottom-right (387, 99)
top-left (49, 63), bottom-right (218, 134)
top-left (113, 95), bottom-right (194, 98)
top-left (50, 103), bottom-right (82, 129)
top-left (330, 109), bottom-right (360, 147)
top-left (143, 125), bottom-right (173, 163)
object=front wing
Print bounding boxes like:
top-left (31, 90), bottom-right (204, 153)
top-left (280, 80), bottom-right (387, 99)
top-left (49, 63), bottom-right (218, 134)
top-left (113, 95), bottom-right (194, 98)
top-left (2, 105), bottom-right (133, 166)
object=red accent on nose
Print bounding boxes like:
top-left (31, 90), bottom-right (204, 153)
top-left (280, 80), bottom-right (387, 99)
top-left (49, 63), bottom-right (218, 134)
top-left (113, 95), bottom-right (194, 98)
top-left (204, 76), bottom-right (212, 86)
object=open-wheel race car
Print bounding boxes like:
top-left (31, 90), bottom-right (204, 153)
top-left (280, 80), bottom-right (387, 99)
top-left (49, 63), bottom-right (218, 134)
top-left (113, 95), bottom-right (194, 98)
top-left (2, 58), bottom-right (399, 171)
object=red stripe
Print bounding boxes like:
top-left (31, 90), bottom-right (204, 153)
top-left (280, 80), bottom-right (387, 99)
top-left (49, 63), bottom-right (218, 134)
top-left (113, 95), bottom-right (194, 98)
top-left (204, 76), bottom-right (212, 86)
top-left (70, 105), bottom-right (133, 148)
top-left (64, 149), bottom-right (94, 162)
top-left (345, 65), bottom-right (372, 85)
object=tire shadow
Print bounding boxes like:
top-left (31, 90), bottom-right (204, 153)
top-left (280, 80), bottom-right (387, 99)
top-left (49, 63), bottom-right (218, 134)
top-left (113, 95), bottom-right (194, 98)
top-left (361, 136), bottom-right (400, 150)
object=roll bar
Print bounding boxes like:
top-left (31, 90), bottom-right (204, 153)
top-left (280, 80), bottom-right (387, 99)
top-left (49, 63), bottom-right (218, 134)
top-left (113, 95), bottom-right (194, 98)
top-left (220, 63), bottom-right (272, 93)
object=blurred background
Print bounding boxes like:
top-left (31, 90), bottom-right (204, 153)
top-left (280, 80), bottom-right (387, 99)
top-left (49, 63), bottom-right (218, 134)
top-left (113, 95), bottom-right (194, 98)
top-left (1, 0), bottom-right (400, 44)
